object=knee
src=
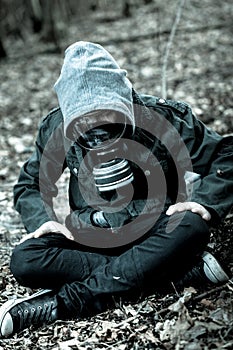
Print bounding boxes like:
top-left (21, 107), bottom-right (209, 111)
top-left (165, 211), bottom-right (211, 259)
top-left (167, 210), bottom-right (210, 236)
top-left (10, 238), bottom-right (46, 287)
top-left (185, 211), bottom-right (210, 238)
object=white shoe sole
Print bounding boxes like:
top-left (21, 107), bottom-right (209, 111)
top-left (202, 251), bottom-right (229, 284)
top-left (0, 289), bottom-right (52, 337)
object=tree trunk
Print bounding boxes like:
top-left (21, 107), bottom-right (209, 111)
top-left (29, 0), bottom-right (43, 33)
top-left (0, 37), bottom-right (6, 58)
top-left (0, 0), bottom-right (7, 59)
top-left (40, 0), bottom-right (60, 49)
top-left (122, 1), bottom-right (131, 17)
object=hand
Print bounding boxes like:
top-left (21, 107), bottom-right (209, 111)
top-left (19, 221), bottom-right (74, 244)
top-left (166, 201), bottom-right (211, 221)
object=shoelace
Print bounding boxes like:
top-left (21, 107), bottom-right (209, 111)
top-left (17, 300), bottom-right (55, 331)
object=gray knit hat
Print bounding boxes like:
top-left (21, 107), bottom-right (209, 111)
top-left (54, 41), bottom-right (134, 139)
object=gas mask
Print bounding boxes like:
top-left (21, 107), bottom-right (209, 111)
top-left (73, 113), bottom-right (134, 195)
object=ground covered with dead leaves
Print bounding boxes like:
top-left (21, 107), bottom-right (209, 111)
top-left (0, 0), bottom-right (233, 349)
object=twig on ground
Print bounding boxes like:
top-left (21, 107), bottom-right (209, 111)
top-left (161, 0), bottom-right (186, 99)
top-left (192, 283), bottom-right (230, 302)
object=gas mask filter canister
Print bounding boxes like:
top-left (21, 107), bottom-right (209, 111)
top-left (93, 158), bottom-right (134, 192)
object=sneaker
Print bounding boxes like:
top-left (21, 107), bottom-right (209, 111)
top-left (202, 251), bottom-right (230, 284)
top-left (0, 289), bottom-right (58, 338)
top-left (174, 251), bottom-right (230, 290)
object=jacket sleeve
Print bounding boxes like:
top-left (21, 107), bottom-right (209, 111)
top-left (144, 95), bottom-right (233, 225)
top-left (13, 110), bottom-right (67, 233)
top-left (190, 135), bottom-right (233, 224)
top-left (167, 101), bottom-right (233, 224)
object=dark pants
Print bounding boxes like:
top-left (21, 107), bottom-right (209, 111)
top-left (10, 212), bottom-right (210, 318)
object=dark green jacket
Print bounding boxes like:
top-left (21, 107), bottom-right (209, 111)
top-left (13, 93), bottom-right (233, 233)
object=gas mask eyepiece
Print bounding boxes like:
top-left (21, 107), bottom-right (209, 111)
top-left (77, 124), bottom-right (126, 150)
top-left (72, 110), bottom-right (127, 151)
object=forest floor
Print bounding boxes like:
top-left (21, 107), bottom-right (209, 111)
top-left (0, 0), bottom-right (233, 349)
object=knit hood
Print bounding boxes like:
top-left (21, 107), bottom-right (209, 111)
top-left (54, 41), bottom-right (134, 139)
